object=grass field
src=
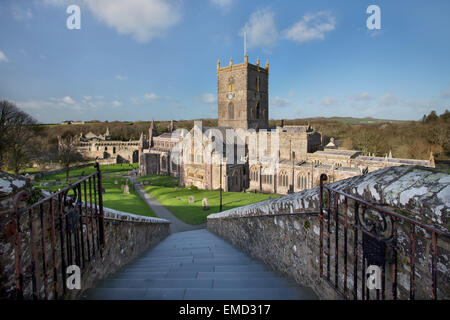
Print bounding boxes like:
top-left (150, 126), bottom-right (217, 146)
top-left (37, 173), bottom-right (156, 218)
top-left (138, 175), bottom-right (281, 225)
top-left (100, 176), bottom-right (156, 217)
top-left (39, 163), bottom-right (138, 181)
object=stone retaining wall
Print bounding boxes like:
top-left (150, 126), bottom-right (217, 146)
top-left (207, 166), bottom-right (449, 300)
top-left (69, 208), bottom-right (170, 299)
top-left (0, 171), bottom-right (170, 299)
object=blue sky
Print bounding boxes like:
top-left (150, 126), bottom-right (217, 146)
top-left (0, 0), bottom-right (449, 123)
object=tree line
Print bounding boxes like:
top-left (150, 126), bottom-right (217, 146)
top-left (1, 99), bottom-right (449, 176)
top-left (0, 100), bottom-right (84, 177)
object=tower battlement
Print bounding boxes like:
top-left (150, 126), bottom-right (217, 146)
top-left (217, 56), bottom-right (269, 74)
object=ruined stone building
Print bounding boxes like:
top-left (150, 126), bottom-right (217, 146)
top-left (74, 128), bottom-right (141, 163)
top-left (138, 55), bottom-right (435, 194)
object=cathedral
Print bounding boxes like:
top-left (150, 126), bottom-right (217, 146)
top-left (138, 55), bottom-right (434, 195)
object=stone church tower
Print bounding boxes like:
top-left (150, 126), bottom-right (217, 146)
top-left (217, 55), bottom-right (269, 130)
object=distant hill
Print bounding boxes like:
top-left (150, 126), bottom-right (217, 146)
top-left (286, 117), bottom-right (410, 125)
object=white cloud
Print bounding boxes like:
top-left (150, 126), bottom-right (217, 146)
top-left (42, 0), bottom-right (181, 43)
top-left (353, 92), bottom-right (375, 101)
top-left (210, 0), bottom-right (233, 9)
top-left (379, 93), bottom-right (398, 106)
top-left (85, 0), bottom-right (181, 43)
top-left (320, 96), bottom-right (337, 106)
top-left (240, 8), bottom-right (278, 49)
top-left (144, 93), bottom-right (161, 101)
top-left (196, 93), bottom-right (216, 104)
top-left (115, 74), bottom-right (127, 81)
top-left (283, 11), bottom-right (336, 43)
top-left (112, 100), bottom-right (122, 107)
top-left (12, 6), bottom-right (33, 21)
top-left (0, 51), bottom-right (9, 63)
top-left (271, 96), bottom-right (289, 107)
top-left (62, 96), bottom-right (75, 104)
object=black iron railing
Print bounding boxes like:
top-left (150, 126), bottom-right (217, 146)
top-left (12, 163), bottom-right (105, 300)
top-left (319, 174), bottom-right (450, 300)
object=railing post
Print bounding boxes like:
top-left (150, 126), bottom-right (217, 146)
top-left (94, 162), bottom-right (105, 246)
top-left (319, 174), bottom-right (327, 278)
top-left (13, 191), bottom-right (28, 300)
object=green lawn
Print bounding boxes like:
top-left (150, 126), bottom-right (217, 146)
top-left (138, 175), bottom-right (281, 225)
top-left (100, 177), bottom-right (156, 217)
top-left (39, 163), bottom-right (138, 181)
top-left (36, 175), bottom-right (156, 218)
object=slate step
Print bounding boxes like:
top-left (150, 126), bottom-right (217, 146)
top-left (83, 287), bottom-right (316, 300)
top-left (85, 229), bottom-right (318, 300)
top-left (184, 288), bottom-right (317, 300)
top-left (82, 288), bottom-right (185, 300)
top-left (96, 278), bottom-right (213, 289)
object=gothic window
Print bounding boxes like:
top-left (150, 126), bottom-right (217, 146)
top-left (228, 77), bottom-right (234, 92)
top-left (250, 167), bottom-right (259, 182)
top-left (228, 102), bottom-right (234, 120)
top-left (256, 77), bottom-right (260, 92)
top-left (113, 146), bottom-right (116, 154)
top-left (256, 103), bottom-right (260, 120)
top-left (161, 156), bottom-right (167, 170)
top-left (195, 152), bottom-right (203, 163)
top-left (262, 175), bottom-right (273, 185)
top-left (279, 171), bottom-right (288, 187)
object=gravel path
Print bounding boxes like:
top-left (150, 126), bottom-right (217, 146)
top-left (131, 177), bottom-right (206, 233)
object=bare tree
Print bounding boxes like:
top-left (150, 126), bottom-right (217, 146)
top-left (0, 100), bottom-right (38, 173)
top-left (352, 127), bottom-right (385, 156)
top-left (57, 132), bottom-right (84, 181)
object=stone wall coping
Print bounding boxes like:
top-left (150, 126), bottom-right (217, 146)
top-left (102, 206), bottom-right (170, 224)
top-left (208, 186), bottom-right (321, 220)
top-left (208, 166), bottom-right (449, 232)
top-left (0, 171), bottom-right (28, 199)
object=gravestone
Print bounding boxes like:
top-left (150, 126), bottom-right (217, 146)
top-left (188, 196), bottom-right (194, 204)
top-left (202, 198), bottom-right (209, 211)
top-left (114, 180), bottom-right (118, 185)
top-left (121, 185), bottom-right (125, 191)
top-left (102, 187), bottom-right (106, 194)
top-left (123, 185), bottom-right (130, 195)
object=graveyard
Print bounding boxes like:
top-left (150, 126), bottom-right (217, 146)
top-left (35, 164), bottom-right (156, 218)
top-left (137, 175), bottom-right (281, 225)
top-left (33, 164), bottom-right (278, 225)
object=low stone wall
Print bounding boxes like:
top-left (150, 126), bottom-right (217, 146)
top-left (30, 162), bottom-right (94, 180)
top-left (207, 166), bottom-right (450, 300)
top-left (69, 208), bottom-right (170, 299)
top-left (0, 174), bottom-right (170, 300)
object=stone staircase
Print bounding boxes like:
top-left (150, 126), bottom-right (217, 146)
top-left (82, 229), bottom-right (317, 300)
